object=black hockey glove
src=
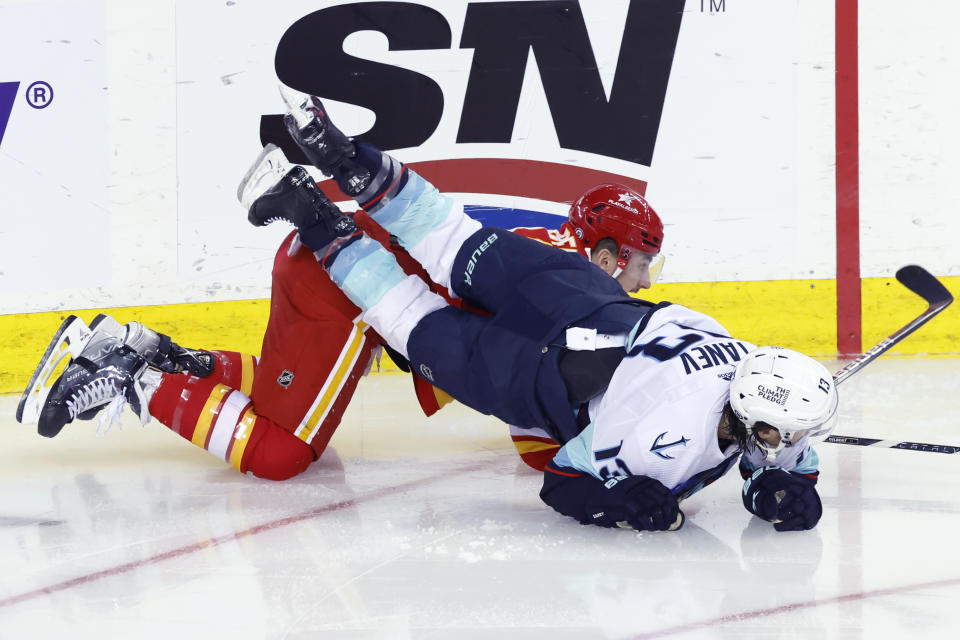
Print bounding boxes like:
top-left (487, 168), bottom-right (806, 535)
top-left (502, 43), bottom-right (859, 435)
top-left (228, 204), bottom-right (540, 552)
top-left (742, 467), bottom-right (822, 532)
top-left (597, 475), bottom-right (684, 531)
top-left (541, 465), bottom-right (684, 532)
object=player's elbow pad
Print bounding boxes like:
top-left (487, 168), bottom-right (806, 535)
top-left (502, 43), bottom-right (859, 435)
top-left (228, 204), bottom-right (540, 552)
top-left (540, 463), bottom-right (598, 525)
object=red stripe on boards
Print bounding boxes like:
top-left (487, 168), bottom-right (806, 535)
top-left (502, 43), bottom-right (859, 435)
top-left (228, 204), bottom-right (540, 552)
top-left (835, 0), bottom-right (862, 356)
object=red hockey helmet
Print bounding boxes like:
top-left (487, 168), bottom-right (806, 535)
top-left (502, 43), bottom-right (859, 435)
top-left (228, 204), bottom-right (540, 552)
top-left (568, 184), bottom-right (664, 270)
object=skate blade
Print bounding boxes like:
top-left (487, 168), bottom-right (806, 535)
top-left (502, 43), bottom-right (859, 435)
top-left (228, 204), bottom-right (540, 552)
top-left (16, 315), bottom-right (94, 424)
top-left (236, 143), bottom-right (289, 210)
top-left (278, 84), bottom-right (315, 129)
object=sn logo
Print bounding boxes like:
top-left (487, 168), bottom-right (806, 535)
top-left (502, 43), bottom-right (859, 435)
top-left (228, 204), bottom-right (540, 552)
top-left (261, 0), bottom-right (685, 167)
top-left (0, 82), bottom-right (19, 149)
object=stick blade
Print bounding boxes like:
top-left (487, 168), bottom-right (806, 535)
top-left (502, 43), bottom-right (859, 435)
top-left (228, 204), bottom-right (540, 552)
top-left (896, 265), bottom-right (953, 307)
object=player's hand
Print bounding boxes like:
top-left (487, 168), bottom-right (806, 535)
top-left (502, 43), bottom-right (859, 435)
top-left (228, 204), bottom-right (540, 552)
top-left (742, 467), bottom-right (822, 531)
top-left (588, 475), bottom-right (684, 532)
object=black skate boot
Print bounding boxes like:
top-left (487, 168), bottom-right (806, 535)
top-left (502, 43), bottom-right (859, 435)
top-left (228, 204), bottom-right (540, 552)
top-left (279, 86), bottom-right (371, 197)
top-left (89, 314), bottom-right (215, 378)
top-left (237, 144), bottom-right (359, 255)
top-left (16, 316), bottom-right (154, 438)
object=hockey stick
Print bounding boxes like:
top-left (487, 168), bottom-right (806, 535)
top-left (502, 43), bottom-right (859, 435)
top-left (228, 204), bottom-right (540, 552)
top-left (825, 265), bottom-right (955, 453)
top-left (831, 265), bottom-right (952, 386)
top-left (824, 434), bottom-right (959, 454)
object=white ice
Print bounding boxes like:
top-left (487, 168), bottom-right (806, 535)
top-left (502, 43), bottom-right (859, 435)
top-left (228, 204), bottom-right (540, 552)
top-left (1, 357), bottom-right (959, 639)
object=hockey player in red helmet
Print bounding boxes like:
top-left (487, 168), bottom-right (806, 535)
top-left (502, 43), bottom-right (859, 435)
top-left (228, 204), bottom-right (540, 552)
top-left (565, 183), bottom-right (665, 294)
top-left (18, 91), bottom-right (671, 483)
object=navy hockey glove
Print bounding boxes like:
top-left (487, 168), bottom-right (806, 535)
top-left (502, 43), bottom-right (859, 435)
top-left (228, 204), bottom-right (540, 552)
top-left (541, 462), bottom-right (684, 531)
top-left (742, 467), bottom-right (822, 531)
top-left (592, 475), bottom-right (683, 531)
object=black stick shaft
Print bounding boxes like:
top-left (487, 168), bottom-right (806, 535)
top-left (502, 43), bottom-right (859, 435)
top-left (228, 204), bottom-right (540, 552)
top-left (826, 435), bottom-right (959, 455)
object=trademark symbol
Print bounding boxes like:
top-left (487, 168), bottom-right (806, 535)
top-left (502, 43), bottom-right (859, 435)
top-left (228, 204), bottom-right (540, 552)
top-left (700, 0), bottom-right (725, 12)
top-left (25, 81), bottom-right (53, 109)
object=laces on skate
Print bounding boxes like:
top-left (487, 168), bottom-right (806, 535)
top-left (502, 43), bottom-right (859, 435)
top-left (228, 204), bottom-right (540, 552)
top-left (66, 376), bottom-right (121, 421)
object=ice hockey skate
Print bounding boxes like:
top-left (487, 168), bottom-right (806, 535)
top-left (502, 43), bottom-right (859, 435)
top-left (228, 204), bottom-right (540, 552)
top-left (237, 144), bottom-right (359, 253)
top-left (279, 85), bottom-right (371, 195)
top-left (17, 315), bottom-right (154, 438)
top-left (89, 314), bottom-right (215, 377)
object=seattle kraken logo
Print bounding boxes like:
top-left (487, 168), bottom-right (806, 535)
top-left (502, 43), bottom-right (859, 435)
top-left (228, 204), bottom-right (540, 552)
top-left (650, 432), bottom-right (690, 460)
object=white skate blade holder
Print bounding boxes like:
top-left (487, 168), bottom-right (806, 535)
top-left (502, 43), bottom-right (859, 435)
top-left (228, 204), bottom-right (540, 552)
top-left (16, 315), bottom-right (94, 424)
top-left (278, 84), bottom-right (315, 129)
top-left (236, 143), bottom-right (291, 211)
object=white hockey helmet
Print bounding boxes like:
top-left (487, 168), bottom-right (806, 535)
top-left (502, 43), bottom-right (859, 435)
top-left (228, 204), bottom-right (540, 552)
top-left (729, 346), bottom-right (839, 457)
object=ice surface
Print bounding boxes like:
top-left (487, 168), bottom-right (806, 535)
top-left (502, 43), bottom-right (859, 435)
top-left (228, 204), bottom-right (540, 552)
top-left (1, 358), bottom-right (959, 639)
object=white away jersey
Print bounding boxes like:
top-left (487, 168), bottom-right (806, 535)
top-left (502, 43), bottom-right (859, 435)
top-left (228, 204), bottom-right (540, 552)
top-left (554, 304), bottom-right (755, 497)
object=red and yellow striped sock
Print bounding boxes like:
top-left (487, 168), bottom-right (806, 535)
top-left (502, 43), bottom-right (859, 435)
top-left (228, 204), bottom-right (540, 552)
top-left (148, 351), bottom-right (313, 479)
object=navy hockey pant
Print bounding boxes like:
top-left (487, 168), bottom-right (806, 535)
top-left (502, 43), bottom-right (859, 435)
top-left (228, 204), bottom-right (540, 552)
top-left (405, 227), bottom-right (635, 439)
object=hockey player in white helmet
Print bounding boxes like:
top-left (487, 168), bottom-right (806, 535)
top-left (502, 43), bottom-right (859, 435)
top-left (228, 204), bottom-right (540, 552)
top-left (231, 91), bottom-right (840, 532)
top-left (730, 347), bottom-right (839, 531)
top-left (536, 312), bottom-right (838, 533)
top-left (731, 346), bottom-right (839, 462)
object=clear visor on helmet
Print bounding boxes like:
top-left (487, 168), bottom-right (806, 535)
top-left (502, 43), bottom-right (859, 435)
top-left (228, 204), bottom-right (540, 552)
top-left (648, 253), bottom-right (665, 284)
top-left (618, 248), bottom-right (666, 284)
top-left (750, 401), bottom-right (840, 460)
